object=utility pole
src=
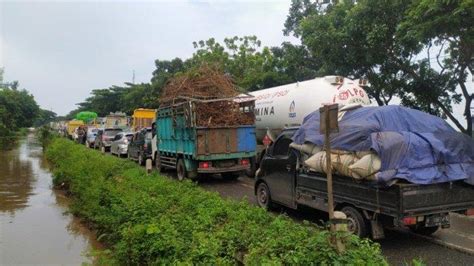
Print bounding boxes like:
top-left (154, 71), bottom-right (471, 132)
top-left (320, 104), bottom-right (338, 225)
top-left (320, 103), bottom-right (346, 253)
top-left (132, 70), bottom-right (136, 84)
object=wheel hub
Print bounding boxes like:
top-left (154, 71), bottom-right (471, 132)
top-left (259, 188), bottom-right (267, 204)
top-left (346, 217), bottom-right (358, 234)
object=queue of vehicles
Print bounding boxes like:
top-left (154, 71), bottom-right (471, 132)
top-left (62, 76), bottom-right (474, 240)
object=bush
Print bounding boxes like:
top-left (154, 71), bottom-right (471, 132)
top-left (36, 125), bottom-right (55, 148)
top-left (46, 138), bottom-right (387, 265)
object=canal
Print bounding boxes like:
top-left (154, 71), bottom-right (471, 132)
top-left (0, 135), bottom-right (101, 265)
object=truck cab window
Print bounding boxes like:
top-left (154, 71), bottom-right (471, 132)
top-left (272, 137), bottom-right (292, 157)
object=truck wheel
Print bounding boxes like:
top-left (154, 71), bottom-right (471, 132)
top-left (256, 182), bottom-right (272, 210)
top-left (245, 158), bottom-right (256, 178)
top-left (176, 159), bottom-right (187, 181)
top-left (155, 153), bottom-right (163, 173)
top-left (222, 172), bottom-right (240, 180)
top-left (341, 206), bottom-right (368, 238)
top-left (409, 225), bottom-right (439, 236)
top-left (138, 153), bottom-right (144, 166)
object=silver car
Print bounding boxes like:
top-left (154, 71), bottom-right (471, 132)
top-left (110, 132), bottom-right (134, 157)
top-left (85, 127), bottom-right (99, 148)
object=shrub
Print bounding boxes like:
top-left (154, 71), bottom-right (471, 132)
top-left (46, 138), bottom-right (387, 265)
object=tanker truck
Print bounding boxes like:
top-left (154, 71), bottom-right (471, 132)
top-left (246, 75), bottom-right (371, 176)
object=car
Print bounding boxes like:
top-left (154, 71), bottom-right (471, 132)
top-left (85, 127), bottom-right (99, 148)
top-left (94, 128), bottom-right (123, 152)
top-left (110, 132), bottom-right (134, 157)
top-left (127, 127), bottom-right (153, 165)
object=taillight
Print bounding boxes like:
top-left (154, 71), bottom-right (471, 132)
top-left (262, 135), bottom-right (272, 147)
top-left (199, 161), bottom-right (211, 169)
top-left (467, 208), bottom-right (474, 216)
top-left (402, 216), bottom-right (417, 225)
top-left (241, 159), bottom-right (250, 166)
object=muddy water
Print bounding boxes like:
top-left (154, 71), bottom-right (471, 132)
top-left (0, 135), bottom-right (102, 265)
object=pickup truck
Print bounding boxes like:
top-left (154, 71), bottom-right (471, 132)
top-left (255, 128), bottom-right (474, 239)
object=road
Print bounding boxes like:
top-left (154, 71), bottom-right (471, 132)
top-left (118, 153), bottom-right (474, 265)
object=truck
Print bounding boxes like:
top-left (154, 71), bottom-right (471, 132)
top-left (66, 119), bottom-right (84, 140)
top-left (246, 76), bottom-right (371, 176)
top-left (105, 112), bottom-right (128, 129)
top-left (255, 128), bottom-right (474, 239)
top-left (131, 108), bottom-right (156, 130)
top-left (153, 96), bottom-right (256, 180)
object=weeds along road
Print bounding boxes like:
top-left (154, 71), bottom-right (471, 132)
top-left (107, 151), bottom-right (474, 265)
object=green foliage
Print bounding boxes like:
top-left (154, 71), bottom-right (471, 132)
top-left (36, 125), bottom-right (56, 148)
top-left (46, 138), bottom-right (387, 265)
top-left (34, 109), bottom-right (57, 127)
top-left (286, 0), bottom-right (473, 135)
top-left (0, 80), bottom-right (40, 147)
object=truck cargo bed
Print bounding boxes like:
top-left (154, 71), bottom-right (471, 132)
top-left (296, 173), bottom-right (474, 218)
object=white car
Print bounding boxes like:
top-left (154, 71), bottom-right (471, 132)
top-left (110, 132), bottom-right (134, 157)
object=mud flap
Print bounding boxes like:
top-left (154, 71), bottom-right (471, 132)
top-left (371, 220), bottom-right (385, 240)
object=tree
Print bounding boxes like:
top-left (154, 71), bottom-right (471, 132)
top-left (34, 109), bottom-right (57, 127)
top-left (151, 58), bottom-right (187, 95)
top-left (399, 0), bottom-right (474, 136)
top-left (189, 36), bottom-right (295, 91)
top-left (285, 0), bottom-right (473, 135)
top-left (0, 84), bottom-right (40, 145)
top-left (270, 42), bottom-right (318, 83)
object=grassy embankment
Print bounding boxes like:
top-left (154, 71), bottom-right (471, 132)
top-left (46, 138), bottom-right (387, 265)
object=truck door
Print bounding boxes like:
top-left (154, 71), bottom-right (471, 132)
top-left (263, 134), bottom-right (297, 208)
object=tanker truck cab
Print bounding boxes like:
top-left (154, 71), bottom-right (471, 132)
top-left (247, 76), bottom-right (371, 177)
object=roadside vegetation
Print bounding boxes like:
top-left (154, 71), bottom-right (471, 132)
top-left (46, 138), bottom-right (387, 264)
top-left (0, 68), bottom-right (57, 147)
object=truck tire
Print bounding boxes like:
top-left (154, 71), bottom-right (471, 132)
top-left (256, 182), bottom-right (273, 210)
top-left (155, 152), bottom-right (163, 173)
top-left (245, 158), bottom-right (257, 178)
top-left (176, 159), bottom-right (187, 181)
top-left (341, 206), bottom-right (369, 238)
top-left (222, 172), bottom-right (240, 180)
top-left (409, 225), bottom-right (439, 236)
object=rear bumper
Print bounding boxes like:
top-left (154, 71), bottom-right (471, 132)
top-left (117, 145), bottom-right (128, 154)
top-left (197, 164), bottom-right (249, 174)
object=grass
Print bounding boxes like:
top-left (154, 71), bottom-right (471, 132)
top-left (46, 138), bottom-right (387, 265)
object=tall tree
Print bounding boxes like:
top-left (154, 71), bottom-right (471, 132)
top-left (286, 0), bottom-right (473, 135)
top-left (399, 0), bottom-right (474, 136)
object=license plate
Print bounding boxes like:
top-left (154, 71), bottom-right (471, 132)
top-left (425, 214), bottom-right (449, 227)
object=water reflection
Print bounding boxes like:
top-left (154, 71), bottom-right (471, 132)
top-left (0, 139), bottom-right (34, 214)
top-left (0, 135), bottom-right (102, 265)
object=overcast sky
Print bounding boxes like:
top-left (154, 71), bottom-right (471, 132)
top-left (1, 0), bottom-right (471, 130)
top-left (1, 0), bottom-right (295, 115)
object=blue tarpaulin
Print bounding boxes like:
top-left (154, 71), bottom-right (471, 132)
top-left (292, 105), bottom-right (474, 186)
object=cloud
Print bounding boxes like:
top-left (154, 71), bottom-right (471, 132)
top-left (1, 0), bottom-right (294, 115)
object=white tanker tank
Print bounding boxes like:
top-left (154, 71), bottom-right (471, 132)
top-left (248, 76), bottom-right (371, 142)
